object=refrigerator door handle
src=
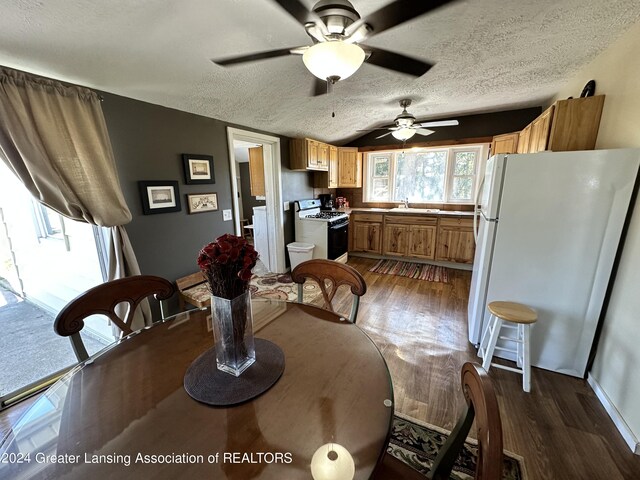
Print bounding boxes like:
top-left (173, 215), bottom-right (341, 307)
top-left (473, 175), bottom-right (486, 244)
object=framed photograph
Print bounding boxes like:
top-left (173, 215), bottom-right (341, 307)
top-left (138, 181), bottom-right (181, 215)
top-left (182, 154), bottom-right (215, 184)
top-left (187, 193), bottom-right (218, 214)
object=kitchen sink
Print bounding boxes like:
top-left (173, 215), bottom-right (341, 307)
top-left (390, 207), bottom-right (441, 214)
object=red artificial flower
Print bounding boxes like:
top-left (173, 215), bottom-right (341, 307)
top-left (197, 234), bottom-right (260, 299)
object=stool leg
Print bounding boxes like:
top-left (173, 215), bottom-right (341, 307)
top-left (522, 324), bottom-right (531, 392)
top-left (478, 314), bottom-right (494, 359)
top-left (482, 317), bottom-right (503, 372)
top-left (516, 323), bottom-right (523, 368)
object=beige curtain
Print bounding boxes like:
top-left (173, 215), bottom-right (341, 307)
top-left (0, 66), bottom-right (151, 330)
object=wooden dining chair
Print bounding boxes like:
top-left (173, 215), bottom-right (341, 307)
top-left (53, 275), bottom-right (176, 362)
top-left (373, 362), bottom-right (503, 480)
top-left (290, 259), bottom-right (367, 323)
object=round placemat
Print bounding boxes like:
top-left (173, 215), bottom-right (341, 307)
top-left (184, 338), bottom-right (285, 406)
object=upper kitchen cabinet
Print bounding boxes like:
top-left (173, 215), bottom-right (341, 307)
top-left (338, 147), bottom-right (362, 188)
top-left (248, 146), bottom-right (265, 197)
top-left (517, 95), bottom-right (605, 154)
top-left (313, 145), bottom-right (339, 189)
top-left (290, 138), bottom-right (329, 171)
top-left (491, 132), bottom-right (520, 155)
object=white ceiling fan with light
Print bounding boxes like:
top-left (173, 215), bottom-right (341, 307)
top-left (359, 99), bottom-right (459, 141)
top-left (211, 0), bottom-right (458, 95)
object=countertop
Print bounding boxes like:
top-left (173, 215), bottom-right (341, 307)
top-left (338, 207), bottom-right (475, 217)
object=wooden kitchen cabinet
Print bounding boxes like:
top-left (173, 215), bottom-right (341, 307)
top-left (383, 224), bottom-right (409, 256)
top-left (547, 95), bottom-right (604, 151)
top-left (329, 146), bottom-right (339, 188)
top-left (290, 138), bottom-right (329, 171)
top-left (313, 145), bottom-right (339, 189)
top-left (338, 147), bottom-right (362, 187)
top-left (517, 124), bottom-right (531, 153)
top-left (408, 225), bottom-right (437, 259)
top-left (248, 146), bottom-right (265, 196)
top-left (383, 215), bottom-right (437, 259)
top-left (317, 142), bottom-right (329, 170)
top-left (516, 95), bottom-right (604, 154)
top-left (436, 217), bottom-right (475, 264)
top-left (351, 213), bottom-right (383, 254)
top-left (528, 105), bottom-right (554, 153)
top-left (491, 132), bottom-right (519, 155)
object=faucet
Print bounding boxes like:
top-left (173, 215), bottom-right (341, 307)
top-left (401, 197), bottom-right (409, 208)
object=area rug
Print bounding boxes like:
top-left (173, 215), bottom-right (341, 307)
top-left (388, 414), bottom-right (526, 480)
top-left (369, 260), bottom-right (451, 283)
top-left (249, 273), bottom-right (322, 304)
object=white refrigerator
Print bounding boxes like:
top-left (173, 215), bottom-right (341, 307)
top-left (468, 150), bottom-right (640, 377)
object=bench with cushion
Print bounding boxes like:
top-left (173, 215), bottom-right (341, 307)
top-left (176, 272), bottom-right (211, 310)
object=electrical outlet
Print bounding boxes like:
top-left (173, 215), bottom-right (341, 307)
top-left (284, 201), bottom-right (290, 211)
top-left (223, 209), bottom-right (232, 221)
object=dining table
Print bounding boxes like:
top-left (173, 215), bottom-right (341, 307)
top-left (0, 298), bottom-right (394, 479)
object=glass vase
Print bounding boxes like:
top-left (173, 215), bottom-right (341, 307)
top-left (211, 290), bottom-right (256, 376)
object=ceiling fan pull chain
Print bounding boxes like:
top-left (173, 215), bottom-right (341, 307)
top-left (325, 78), bottom-right (336, 118)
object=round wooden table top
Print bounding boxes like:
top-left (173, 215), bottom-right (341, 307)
top-left (488, 301), bottom-right (538, 324)
top-left (0, 300), bottom-right (394, 479)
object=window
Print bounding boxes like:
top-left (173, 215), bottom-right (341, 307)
top-left (363, 144), bottom-right (487, 204)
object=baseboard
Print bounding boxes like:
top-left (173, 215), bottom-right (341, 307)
top-left (587, 374), bottom-right (640, 455)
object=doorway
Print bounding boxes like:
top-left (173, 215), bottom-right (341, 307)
top-left (227, 128), bottom-right (285, 274)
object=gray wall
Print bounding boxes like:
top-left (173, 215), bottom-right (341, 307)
top-left (348, 107), bottom-right (542, 147)
top-left (101, 92), bottom-right (312, 286)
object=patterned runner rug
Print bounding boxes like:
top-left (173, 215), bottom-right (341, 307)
top-left (369, 260), bottom-right (451, 283)
top-left (388, 414), bottom-right (526, 480)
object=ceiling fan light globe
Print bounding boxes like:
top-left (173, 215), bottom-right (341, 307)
top-left (302, 41), bottom-right (365, 81)
top-left (392, 127), bottom-right (416, 141)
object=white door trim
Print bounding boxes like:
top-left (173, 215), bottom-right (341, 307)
top-left (226, 127), bottom-right (285, 273)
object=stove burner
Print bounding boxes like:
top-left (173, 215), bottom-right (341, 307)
top-left (305, 212), bottom-right (345, 219)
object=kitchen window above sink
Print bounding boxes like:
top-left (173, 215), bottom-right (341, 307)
top-left (363, 144), bottom-right (489, 205)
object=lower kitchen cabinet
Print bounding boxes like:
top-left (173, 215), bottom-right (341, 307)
top-left (408, 225), bottom-right (437, 259)
top-left (383, 224), bottom-right (409, 256)
top-left (382, 215), bottom-right (437, 259)
top-left (351, 214), bottom-right (383, 254)
top-left (350, 212), bottom-right (474, 265)
top-left (435, 218), bottom-right (474, 263)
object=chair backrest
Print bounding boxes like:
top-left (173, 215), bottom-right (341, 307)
top-left (428, 362), bottom-right (503, 480)
top-left (290, 259), bottom-right (366, 323)
top-left (53, 275), bottom-right (175, 362)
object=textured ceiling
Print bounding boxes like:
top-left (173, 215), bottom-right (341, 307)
top-left (0, 0), bottom-right (639, 144)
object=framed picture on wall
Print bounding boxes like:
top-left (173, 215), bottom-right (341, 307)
top-left (182, 154), bottom-right (215, 184)
top-left (138, 180), bottom-right (181, 214)
top-left (187, 193), bottom-right (218, 214)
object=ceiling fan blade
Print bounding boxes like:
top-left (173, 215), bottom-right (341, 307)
top-left (375, 132), bottom-right (393, 139)
top-left (345, 0), bottom-right (457, 38)
top-left (416, 119), bottom-right (459, 127)
top-left (273, 0), bottom-right (329, 35)
top-left (211, 46), bottom-right (306, 66)
top-left (415, 128), bottom-right (435, 136)
top-left (312, 78), bottom-right (327, 96)
top-left (361, 45), bottom-right (433, 77)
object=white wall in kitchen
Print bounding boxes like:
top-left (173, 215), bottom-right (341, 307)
top-left (553, 19), bottom-right (640, 452)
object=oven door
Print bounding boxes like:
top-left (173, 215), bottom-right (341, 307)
top-left (327, 220), bottom-right (349, 260)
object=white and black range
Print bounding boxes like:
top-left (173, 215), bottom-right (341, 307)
top-left (294, 199), bottom-right (349, 263)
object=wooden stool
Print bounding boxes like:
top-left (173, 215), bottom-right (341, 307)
top-left (478, 301), bottom-right (537, 392)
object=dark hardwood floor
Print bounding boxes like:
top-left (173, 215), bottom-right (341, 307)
top-left (2, 257), bottom-right (639, 479)
top-left (339, 257), bottom-right (640, 480)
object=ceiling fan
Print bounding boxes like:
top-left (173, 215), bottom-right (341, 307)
top-left (211, 0), bottom-right (457, 95)
top-left (360, 99), bottom-right (459, 141)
